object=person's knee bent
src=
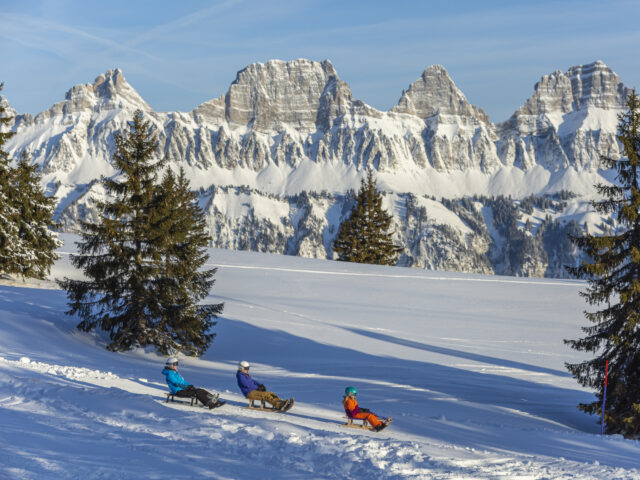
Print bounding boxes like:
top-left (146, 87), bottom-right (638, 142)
top-left (365, 413), bottom-right (380, 427)
top-left (246, 390), bottom-right (261, 400)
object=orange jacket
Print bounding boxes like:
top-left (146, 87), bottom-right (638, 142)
top-left (343, 396), bottom-right (360, 418)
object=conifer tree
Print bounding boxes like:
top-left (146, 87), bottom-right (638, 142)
top-left (148, 167), bottom-right (223, 355)
top-left (0, 84), bottom-right (60, 278)
top-left (58, 110), bottom-right (222, 354)
top-left (11, 153), bottom-right (61, 278)
top-left (0, 83), bottom-right (20, 275)
top-left (566, 90), bottom-right (640, 438)
top-left (333, 170), bottom-right (401, 265)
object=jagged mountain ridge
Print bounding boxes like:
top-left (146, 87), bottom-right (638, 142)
top-left (1, 59), bottom-right (628, 276)
top-left (3, 59), bottom-right (628, 195)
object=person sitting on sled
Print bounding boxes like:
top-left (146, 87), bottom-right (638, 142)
top-left (342, 386), bottom-right (390, 431)
top-left (162, 357), bottom-right (225, 409)
top-left (236, 361), bottom-right (293, 411)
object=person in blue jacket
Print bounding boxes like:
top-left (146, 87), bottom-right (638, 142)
top-left (162, 357), bottom-right (225, 409)
top-left (236, 361), bottom-right (293, 411)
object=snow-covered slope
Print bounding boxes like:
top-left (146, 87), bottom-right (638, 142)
top-left (0, 236), bottom-right (638, 479)
top-left (0, 60), bottom-right (630, 276)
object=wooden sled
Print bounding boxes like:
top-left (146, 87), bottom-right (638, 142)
top-left (342, 417), bottom-right (373, 430)
top-left (245, 397), bottom-right (294, 412)
top-left (341, 416), bottom-right (393, 431)
top-left (166, 392), bottom-right (199, 406)
top-left (245, 398), bottom-right (279, 411)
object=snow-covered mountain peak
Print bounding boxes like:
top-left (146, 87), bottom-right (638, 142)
top-left (392, 65), bottom-right (489, 123)
top-left (34, 68), bottom-right (150, 122)
top-left (566, 60), bottom-right (628, 111)
top-left (497, 61), bottom-right (628, 172)
top-left (235, 58), bottom-right (338, 80)
top-left (218, 58), bottom-right (355, 132)
top-left (514, 61), bottom-right (628, 117)
top-left (89, 68), bottom-right (151, 110)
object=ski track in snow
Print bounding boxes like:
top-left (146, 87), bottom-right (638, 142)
top-left (0, 356), bottom-right (637, 480)
top-left (208, 264), bottom-right (584, 287)
top-left (56, 250), bottom-right (584, 287)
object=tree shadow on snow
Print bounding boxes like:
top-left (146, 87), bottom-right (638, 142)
top-left (339, 326), bottom-right (570, 377)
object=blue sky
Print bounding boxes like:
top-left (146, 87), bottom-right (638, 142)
top-left (1, 0), bottom-right (639, 122)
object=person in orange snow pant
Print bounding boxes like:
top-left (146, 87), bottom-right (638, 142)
top-left (342, 386), bottom-right (388, 431)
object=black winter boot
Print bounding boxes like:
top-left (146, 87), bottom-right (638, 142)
top-left (374, 423), bottom-right (388, 432)
top-left (208, 399), bottom-right (226, 409)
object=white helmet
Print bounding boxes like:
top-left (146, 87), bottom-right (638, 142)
top-left (238, 360), bottom-right (250, 371)
top-left (166, 357), bottom-right (178, 366)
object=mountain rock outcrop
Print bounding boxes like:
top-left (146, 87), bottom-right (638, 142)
top-left (497, 61), bottom-right (628, 172)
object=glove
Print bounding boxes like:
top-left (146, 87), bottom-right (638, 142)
top-left (257, 384), bottom-right (266, 392)
top-left (359, 408), bottom-right (370, 413)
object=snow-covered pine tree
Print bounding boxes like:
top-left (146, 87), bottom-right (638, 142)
top-left (566, 90), bottom-right (640, 438)
top-left (148, 167), bottom-right (223, 355)
top-left (59, 110), bottom-right (222, 354)
top-left (0, 83), bottom-right (20, 276)
top-left (58, 110), bottom-right (162, 352)
top-left (333, 170), bottom-right (401, 265)
top-left (0, 84), bottom-right (60, 278)
top-left (11, 152), bottom-right (61, 278)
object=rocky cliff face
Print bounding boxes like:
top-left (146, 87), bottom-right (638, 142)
top-left (219, 59), bottom-right (353, 132)
top-left (392, 65), bottom-right (498, 173)
top-left (1, 59), bottom-right (628, 277)
top-left (497, 61), bottom-right (628, 172)
top-left (393, 65), bottom-right (490, 121)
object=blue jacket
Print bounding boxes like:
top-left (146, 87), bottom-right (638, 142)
top-left (236, 370), bottom-right (260, 397)
top-left (162, 368), bottom-right (191, 394)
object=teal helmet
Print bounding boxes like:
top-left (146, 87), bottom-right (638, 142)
top-left (345, 386), bottom-right (357, 396)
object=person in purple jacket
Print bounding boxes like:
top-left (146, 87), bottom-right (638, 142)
top-left (236, 361), bottom-right (293, 411)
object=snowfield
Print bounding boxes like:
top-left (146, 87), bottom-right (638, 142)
top-left (0, 235), bottom-right (639, 479)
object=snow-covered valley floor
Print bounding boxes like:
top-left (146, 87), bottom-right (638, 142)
top-left (1, 235), bottom-right (639, 479)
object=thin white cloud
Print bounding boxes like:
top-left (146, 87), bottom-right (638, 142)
top-left (126, 0), bottom-right (243, 47)
top-left (227, 0), bottom-right (637, 50)
top-left (0, 13), bottom-right (159, 60)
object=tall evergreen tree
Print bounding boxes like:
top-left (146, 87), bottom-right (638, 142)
top-left (566, 91), bottom-right (640, 438)
top-left (0, 83), bottom-right (20, 275)
top-left (11, 153), bottom-right (61, 278)
top-left (0, 84), bottom-right (60, 278)
top-left (148, 167), bottom-right (223, 355)
top-left (333, 170), bottom-right (401, 265)
top-left (58, 110), bottom-right (222, 354)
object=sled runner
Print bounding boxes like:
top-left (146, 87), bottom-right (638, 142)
top-left (246, 397), bottom-right (294, 412)
top-left (165, 392), bottom-right (225, 409)
top-left (342, 416), bottom-right (369, 430)
top-left (166, 392), bottom-right (199, 406)
top-left (246, 398), bottom-right (270, 410)
top-left (341, 416), bottom-right (392, 431)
